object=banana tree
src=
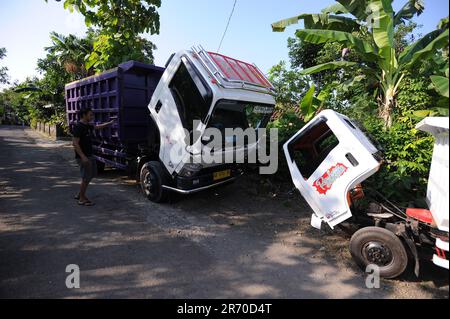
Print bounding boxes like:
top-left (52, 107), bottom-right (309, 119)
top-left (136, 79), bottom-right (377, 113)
top-left (272, 0), bottom-right (449, 128)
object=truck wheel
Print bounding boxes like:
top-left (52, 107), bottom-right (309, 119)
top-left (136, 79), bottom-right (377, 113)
top-left (96, 160), bottom-right (105, 174)
top-left (140, 161), bottom-right (168, 203)
top-left (349, 226), bottom-right (408, 279)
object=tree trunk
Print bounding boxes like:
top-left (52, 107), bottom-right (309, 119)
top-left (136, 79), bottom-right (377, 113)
top-left (379, 87), bottom-right (395, 129)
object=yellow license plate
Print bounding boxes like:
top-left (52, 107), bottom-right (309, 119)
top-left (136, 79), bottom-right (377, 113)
top-left (213, 169), bottom-right (231, 181)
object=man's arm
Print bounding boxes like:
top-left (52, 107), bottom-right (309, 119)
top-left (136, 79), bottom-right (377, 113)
top-left (73, 137), bottom-right (89, 164)
top-left (94, 120), bottom-right (115, 130)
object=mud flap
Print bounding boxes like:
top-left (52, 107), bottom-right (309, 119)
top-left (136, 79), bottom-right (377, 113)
top-left (400, 232), bottom-right (420, 277)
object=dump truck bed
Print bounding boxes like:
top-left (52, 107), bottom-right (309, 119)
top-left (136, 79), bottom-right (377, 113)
top-left (65, 61), bottom-right (165, 169)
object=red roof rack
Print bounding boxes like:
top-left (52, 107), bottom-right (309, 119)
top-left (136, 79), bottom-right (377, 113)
top-left (191, 45), bottom-right (275, 95)
top-left (207, 52), bottom-right (273, 88)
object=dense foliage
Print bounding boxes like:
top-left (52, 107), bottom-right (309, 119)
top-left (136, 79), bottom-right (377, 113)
top-left (272, 0), bottom-right (449, 128)
top-left (55, 0), bottom-right (160, 72)
top-left (269, 6), bottom-right (449, 204)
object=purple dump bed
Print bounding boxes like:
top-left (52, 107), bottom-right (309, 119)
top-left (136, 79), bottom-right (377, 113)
top-left (65, 61), bottom-right (165, 170)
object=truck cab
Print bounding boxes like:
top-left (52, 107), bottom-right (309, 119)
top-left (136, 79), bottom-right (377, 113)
top-left (285, 110), bottom-right (449, 279)
top-left (141, 46), bottom-right (276, 201)
top-left (284, 110), bottom-right (382, 228)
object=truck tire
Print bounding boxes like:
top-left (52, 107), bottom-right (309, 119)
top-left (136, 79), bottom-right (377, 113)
top-left (96, 160), bottom-right (105, 174)
top-left (140, 161), bottom-right (169, 203)
top-left (349, 226), bottom-right (408, 279)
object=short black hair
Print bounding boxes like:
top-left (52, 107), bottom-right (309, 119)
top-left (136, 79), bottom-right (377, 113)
top-left (78, 107), bottom-right (92, 119)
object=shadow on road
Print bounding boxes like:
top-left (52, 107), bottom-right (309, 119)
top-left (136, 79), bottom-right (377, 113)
top-left (0, 126), bottom-right (448, 299)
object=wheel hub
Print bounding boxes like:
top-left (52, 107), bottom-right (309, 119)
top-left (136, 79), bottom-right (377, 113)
top-left (144, 172), bottom-right (155, 196)
top-left (364, 242), bottom-right (393, 266)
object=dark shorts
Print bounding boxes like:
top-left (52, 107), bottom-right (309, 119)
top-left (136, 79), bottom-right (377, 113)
top-left (76, 157), bottom-right (97, 183)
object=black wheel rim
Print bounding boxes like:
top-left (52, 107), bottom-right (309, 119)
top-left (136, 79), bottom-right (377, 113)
top-left (143, 171), bottom-right (157, 197)
top-left (362, 241), bottom-right (394, 267)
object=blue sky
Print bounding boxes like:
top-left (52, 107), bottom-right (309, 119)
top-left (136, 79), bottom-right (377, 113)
top-left (0, 0), bottom-right (448, 88)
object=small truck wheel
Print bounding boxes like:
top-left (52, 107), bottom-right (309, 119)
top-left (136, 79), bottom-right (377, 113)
top-left (349, 226), bottom-right (408, 279)
top-left (140, 161), bottom-right (168, 203)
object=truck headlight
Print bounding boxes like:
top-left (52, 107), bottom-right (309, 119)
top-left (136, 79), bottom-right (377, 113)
top-left (179, 163), bottom-right (203, 177)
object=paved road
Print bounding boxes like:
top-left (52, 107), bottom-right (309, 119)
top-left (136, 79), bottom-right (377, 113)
top-left (0, 125), bottom-right (448, 298)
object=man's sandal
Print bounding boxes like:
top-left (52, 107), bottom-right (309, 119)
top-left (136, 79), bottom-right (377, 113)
top-left (78, 200), bottom-right (95, 206)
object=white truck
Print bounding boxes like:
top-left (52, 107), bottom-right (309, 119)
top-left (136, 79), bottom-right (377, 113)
top-left (140, 46), bottom-right (276, 202)
top-left (284, 110), bottom-right (449, 278)
top-left (66, 46), bottom-right (275, 203)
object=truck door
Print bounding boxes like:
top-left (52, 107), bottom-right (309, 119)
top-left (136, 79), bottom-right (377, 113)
top-left (283, 111), bottom-right (381, 228)
top-left (149, 54), bottom-right (212, 173)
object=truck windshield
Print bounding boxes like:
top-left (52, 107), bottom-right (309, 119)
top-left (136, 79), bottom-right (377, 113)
top-left (208, 100), bottom-right (274, 131)
top-left (205, 100), bottom-right (274, 148)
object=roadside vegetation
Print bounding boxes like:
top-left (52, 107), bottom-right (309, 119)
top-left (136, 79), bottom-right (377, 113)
top-left (269, 0), bottom-right (449, 205)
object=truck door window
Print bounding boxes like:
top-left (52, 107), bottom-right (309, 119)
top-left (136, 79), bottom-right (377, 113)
top-left (288, 118), bottom-right (339, 179)
top-left (169, 59), bottom-right (211, 134)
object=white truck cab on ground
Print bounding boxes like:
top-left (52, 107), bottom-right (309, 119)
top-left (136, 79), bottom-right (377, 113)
top-left (284, 110), bottom-right (449, 278)
top-left (140, 46), bottom-right (276, 202)
top-left (284, 110), bottom-right (382, 228)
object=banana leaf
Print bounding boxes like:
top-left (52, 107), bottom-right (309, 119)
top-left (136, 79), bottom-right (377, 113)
top-left (400, 28), bottom-right (449, 67)
top-left (296, 29), bottom-right (378, 61)
top-left (370, 0), bottom-right (396, 70)
top-left (300, 84), bottom-right (321, 122)
top-left (272, 14), bottom-right (359, 33)
top-left (322, 3), bottom-right (348, 14)
top-left (394, 0), bottom-right (425, 25)
top-left (300, 61), bottom-right (358, 75)
top-left (336, 0), bottom-right (374, 21)
top-left (430, 75), bottom-right (449, 98)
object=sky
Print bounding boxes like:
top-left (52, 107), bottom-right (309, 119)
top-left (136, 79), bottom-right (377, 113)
top-left (0, 0), bottom-right (449, 89)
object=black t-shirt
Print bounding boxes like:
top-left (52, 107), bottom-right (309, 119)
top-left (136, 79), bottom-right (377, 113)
top-left (72, 122), bottom-right (94, 158)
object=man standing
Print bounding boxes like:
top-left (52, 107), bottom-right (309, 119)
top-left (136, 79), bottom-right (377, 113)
top-left (72, 107), bottom-right (114, 206)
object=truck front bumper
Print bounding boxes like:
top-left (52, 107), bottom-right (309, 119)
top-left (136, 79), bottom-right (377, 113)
top-left (162, 166), bottom-right (243, 194)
